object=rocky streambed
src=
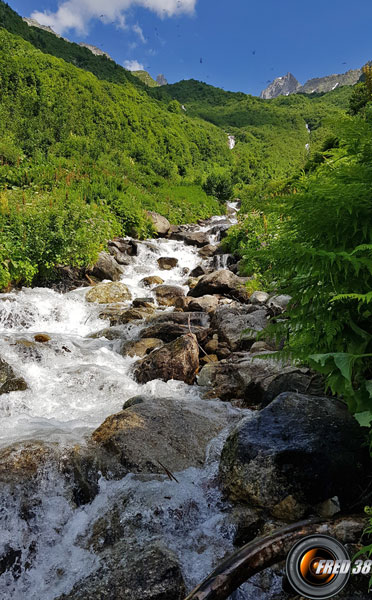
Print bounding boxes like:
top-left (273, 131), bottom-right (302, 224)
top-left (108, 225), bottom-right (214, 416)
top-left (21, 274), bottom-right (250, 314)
top-left (0, 202), bottom-right (370, 600)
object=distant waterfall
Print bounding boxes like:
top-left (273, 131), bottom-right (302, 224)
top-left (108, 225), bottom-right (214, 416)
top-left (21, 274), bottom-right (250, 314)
top-left (227, 134), bottom-right (236, 150)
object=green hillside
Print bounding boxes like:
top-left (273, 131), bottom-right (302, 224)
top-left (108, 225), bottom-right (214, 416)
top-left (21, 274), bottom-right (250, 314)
top-left (0, 0), bottom-right (145, 90)
top-left (131, 70), bottom-right (159, 88)
top-left (0, 28), bottom-right (232, 288)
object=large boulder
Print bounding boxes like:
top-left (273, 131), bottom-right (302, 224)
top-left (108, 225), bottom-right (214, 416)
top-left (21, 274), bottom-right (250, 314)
top-left (57, 543), bottom-right (186, 600)
top-left (0, 357), bottom-right (27, 395)
top-left (198, 244), bottom-right (218, 258)
top-left (85, 281), bottom-right (132, 304)
top-left (108, 238), bottom-right (138, 256)
top-left (92, 395), bottom-right (234, 473)
top-left (154, 285), bottom-right (185, 307)
top-left (219, 392), bottom-right (368, 515)
top-left (170, 230), bottom-right (210, 247)
top-left (187, 295), bottom-right (219, 314)
top-left (198, 353), bottom-right (325, 404)
top-left (212, 305), bottom-right (268, 350)
top-left (147, 211), bottom-right (171, 236)
top-left (90, 251), bottom-right (125, 281)
top-left (139, 312), bottom-right (209, 344)
top-left (188, 270), bottom-right (250, 303)
top-left (134, 333), bottom-right (199, 384)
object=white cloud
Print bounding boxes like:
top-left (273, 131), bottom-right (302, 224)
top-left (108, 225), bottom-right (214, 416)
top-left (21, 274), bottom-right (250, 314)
top-left (124, 59), bottom-right (144, 70)
top-left (31, 0), bottom-right (197, 36)
top-left (133, 23), bottom-right (146, 43)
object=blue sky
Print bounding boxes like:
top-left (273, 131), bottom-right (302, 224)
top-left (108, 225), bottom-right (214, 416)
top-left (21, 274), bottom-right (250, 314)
top-left (8, 0), bottom-right (372, 96)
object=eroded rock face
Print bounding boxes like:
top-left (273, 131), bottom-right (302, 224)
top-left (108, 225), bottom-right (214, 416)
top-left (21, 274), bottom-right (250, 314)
top-left (154, 285), bottom-right (185, 307)
top-left (85, 282), bottom-right (132, 304)
top-left (147, 211), bottom-right (171, 236)
top-left (212, 305), bottom-right (268, 351)
top-left (134, 333), bottom-right (199, 384)
top-left (92, 395), bottom-right (233, 473)
top-left (188, 270), bottom-right (250, 303)
top-left (219, 392), bottom-right (368, 514)
top-left (0, 357), bottom-right (27, 395)
top-left (90, 251), bottom-right (124, 282)
top-left (57, 543), bottom-right (186, 600)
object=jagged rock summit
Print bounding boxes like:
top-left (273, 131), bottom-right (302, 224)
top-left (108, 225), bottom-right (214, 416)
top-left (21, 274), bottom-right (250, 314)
top-left (156, 74), bottom-right (168, 86)
top-left (260, 73), bottom-right (300, 99)
top-left (79, 43), bottom-right (112, 60)
top-left (261, 67), bottom-right (363, 99)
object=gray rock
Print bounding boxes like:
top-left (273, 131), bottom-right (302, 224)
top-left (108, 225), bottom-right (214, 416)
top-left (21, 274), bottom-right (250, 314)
top-left (134, 333), bottom-right (199, 384)
top-left (187, 295), bottom-right (219, 314)
top-left (267, 295), bottom-right (292, 314)
top-left (90, 251), bottom-right (125, 282)
top-left (57, 543), bottom-right (186, 600)
top-left (198, 352), bottom-right (325, 404)
top-left (250, 291), bottom-right (270, 305)
top-left (120, 338), bottom-right (164, 358)
top-left (170, 230), bottom-right (210, 247)
top-left (188, 270), bottom-right (250, 303)
top-left (198, 244), bottom-right (218, 258)
top-left (154, 285), bottom-right (185, 306)
top-left (219, 392), bottom-right (368, 513)
top-left (212, 305), bottom-right (268, 350)
top-left (92, 395), bottom-right (234, 474)
top-left (0, 358), bottom-right (27, 395)
top-left (147, 211), bottom-right (170, 236)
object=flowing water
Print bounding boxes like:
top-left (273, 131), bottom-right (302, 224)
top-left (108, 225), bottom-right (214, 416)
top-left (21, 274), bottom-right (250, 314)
top-left (0, 202), bottom-right (274, 599)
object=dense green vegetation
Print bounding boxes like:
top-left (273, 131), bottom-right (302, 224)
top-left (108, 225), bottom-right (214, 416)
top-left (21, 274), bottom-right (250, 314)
top-left (0, 1), bottom-right (146, 90)
top-left (152, 79), bottom-right (355, 201)
top-left (224, 79), bottom-right (372, 432)
top-left (0, 28), bottom-right (232, 288)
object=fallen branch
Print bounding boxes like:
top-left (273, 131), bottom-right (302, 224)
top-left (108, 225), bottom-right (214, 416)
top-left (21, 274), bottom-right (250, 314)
top-left (184, 515), bottom-right (366, 600)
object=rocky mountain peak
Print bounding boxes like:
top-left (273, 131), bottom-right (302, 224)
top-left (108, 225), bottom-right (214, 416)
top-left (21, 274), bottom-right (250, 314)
top-left (156, 74), bottom-right (168, 86)
top-left (260, 72), bottom-right (301, 99)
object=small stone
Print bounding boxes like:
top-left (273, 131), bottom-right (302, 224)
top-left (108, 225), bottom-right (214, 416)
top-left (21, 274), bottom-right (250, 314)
top-left (200, 354), bottom-right (219, 364)
top-left (34, 334), bottom-right (51, 343)
top-left (250, 291), bottom-right (270, 305)
top-left (205, 338), bottom-right (219, 353)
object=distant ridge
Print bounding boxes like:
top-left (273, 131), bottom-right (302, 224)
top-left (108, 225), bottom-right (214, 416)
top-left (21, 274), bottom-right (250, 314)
top-left (261, 68), bottom-right (362, 99)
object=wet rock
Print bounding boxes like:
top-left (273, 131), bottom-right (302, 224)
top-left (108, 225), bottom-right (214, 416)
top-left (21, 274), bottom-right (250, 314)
top-left (140, 322), bottom-right (208, 344)
top-left (228, 505), bottom-right (264, 547)
top-left (198, 244), bottom-right (217, 258)
top-left (147, 211), bottom-right (171, 236)
top-left (57, 542), bottom-right (186, 600)
top-left (90, 251), bottom-right (125, 282)
top-left (190, 265), bottom-right (207, 278)
top-left (219, 392), bottom-right (368, 513)
top-left (99, 305), bottom-right (155, 326)
top-left (120, 338), bottom-right (164, 358)
top-left (45, 266), bottom-right (89, 292)
top-left (132, 298), bottom-right (154, 308)
top-left (108, 238), bottom-right (138, 256)
top-left (108, 246), bottom-right (131, 266)
top-left (170, 230), bottom-right (210, 247)
top-left (141, 275), bottom-right (164, 287)
top-left (198, 352), bottom-right (325, 404)
top-left (134, 333), bottom-right (199, 384)
top-left (188, 269), bottom-right (250, 303)
top-left (88, 326), bottom-right (130, 340)
top-left (187, 295), bottom-right (219, 314)
top-left (174, 296), bottom-right (193, 311)
top-left (92, 395), bottom-right (233, 473)
top-left (86, 282), bottom-right (132, 304)
top-left (187, 277), bottom-right (200, 289)
top-left (250, 291), bottom-right (270, 305)
top-left (212, 305), bottom-right (268, 351)
top-left (34, 334), bottom-right (51, 343)
top-left (157, 257), bottom-right (178, 270)
top-left (0, 357), bottom-right (27, 395)
top-left (0, 441), bottom-right (56, 485)
top-left (154, 285), bottom-right (185, 307)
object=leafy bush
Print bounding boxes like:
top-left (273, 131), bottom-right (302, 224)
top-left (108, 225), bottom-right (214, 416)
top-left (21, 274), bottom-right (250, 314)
top-left (203, 173), bottom-right (233, 202)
